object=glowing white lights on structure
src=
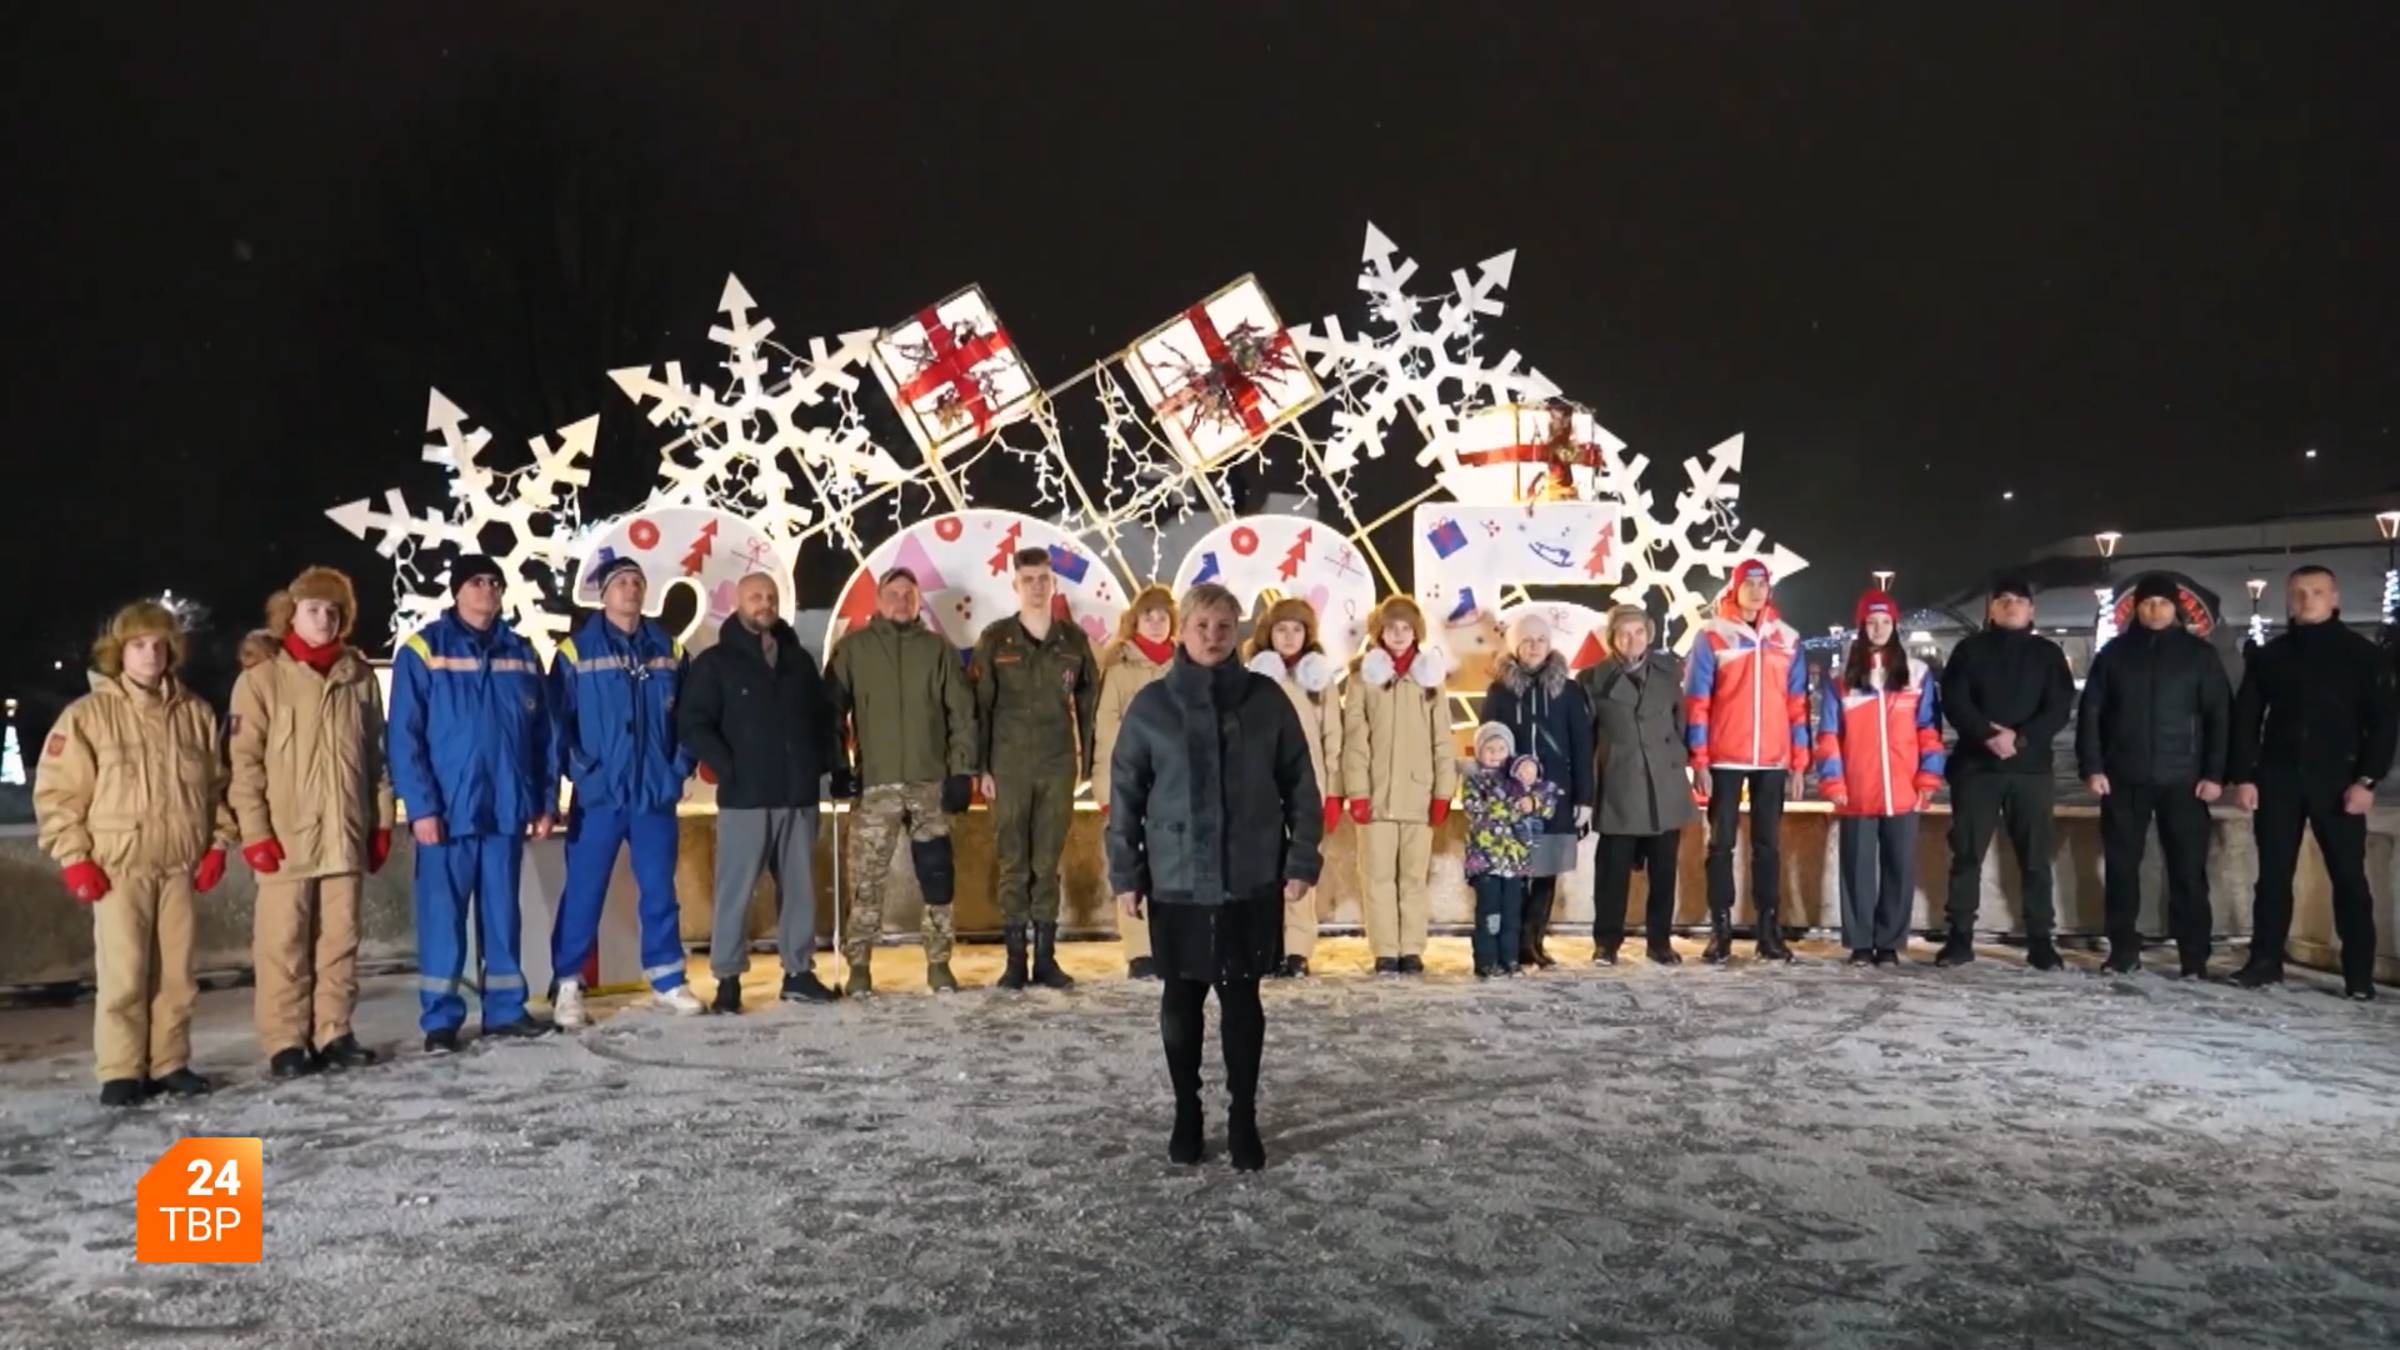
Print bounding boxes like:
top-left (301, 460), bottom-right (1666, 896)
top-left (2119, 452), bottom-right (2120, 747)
top-left (2376, 510), bottom-right (2400, 626)
top-left (2245, 576), bottom-right (2269, 647)
top-left (2092, 531), bottom-right (2123, 647)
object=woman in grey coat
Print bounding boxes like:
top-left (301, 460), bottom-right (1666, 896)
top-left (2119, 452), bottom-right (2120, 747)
top-left (1107, 583), bottom-right (1323, 1171)
top-left (1577, 604), bottom-right (1699, 964)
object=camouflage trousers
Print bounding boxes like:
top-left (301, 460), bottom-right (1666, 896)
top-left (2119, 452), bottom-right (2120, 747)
top-left (844, 781), bottom-right (954, 966)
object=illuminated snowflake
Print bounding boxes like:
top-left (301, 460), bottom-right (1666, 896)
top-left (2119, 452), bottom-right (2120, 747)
top-left (325, 388), bottom-right (594, 655)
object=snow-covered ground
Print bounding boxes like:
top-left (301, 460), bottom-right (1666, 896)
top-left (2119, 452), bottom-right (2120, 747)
top-left (3, 934), bottom-right (2397, 1349)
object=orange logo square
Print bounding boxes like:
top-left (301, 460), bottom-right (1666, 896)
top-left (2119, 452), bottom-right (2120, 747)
top-left (138, 1138), bottom-right (262, 1263)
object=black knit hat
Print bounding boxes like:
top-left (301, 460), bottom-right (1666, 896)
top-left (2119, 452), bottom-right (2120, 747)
top-left (2131, 573), bottom-right (2179, 604)
top-left (592, 555), bottom-right (646, 591)
top-left (1989, 575), bottom-right (2035, 601)
top-left (450, 554), bottom-right (505, 596)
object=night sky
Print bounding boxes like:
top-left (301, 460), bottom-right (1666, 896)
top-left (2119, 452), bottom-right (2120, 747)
top-left (6, 4), bottom-right (2395, 713)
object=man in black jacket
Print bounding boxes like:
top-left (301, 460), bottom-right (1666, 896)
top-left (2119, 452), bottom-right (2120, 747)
top-left (676, 572), bottom-right (845, 1010)
top-left (1937, 576), bottom-right (2078, 969)
top-left (2075, 574), bottom-right (2232, 977)
top-left (2228, 565), bottom-right (2398, 999)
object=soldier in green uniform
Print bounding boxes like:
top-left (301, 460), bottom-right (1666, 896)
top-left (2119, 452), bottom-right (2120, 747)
top-left (826, 567), bottom-right (981, 997)
top-left (971, 547), bottom-right (1099, 990)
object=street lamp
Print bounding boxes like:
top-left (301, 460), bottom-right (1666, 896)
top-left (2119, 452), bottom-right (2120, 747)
top-left (1871, 569), bottom-right (1894, 593)
top-left (2093, 531), bottom-right (2124, 646)
top-left (2376, 511), bottom-right (2400, 629)
top-left (2245, 576), bottom-right (2268, 648)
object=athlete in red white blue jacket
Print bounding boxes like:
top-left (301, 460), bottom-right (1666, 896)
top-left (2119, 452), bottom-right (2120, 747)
top-left (1814, 591), bottom-right (1943, 964)
top-left (1683, 559), bottom-right (1807, 963)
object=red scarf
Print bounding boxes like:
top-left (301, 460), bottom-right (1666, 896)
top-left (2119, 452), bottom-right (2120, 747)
top-left (1132, 634), bottom-right (1175, 667)
top-left (283, 630), bottom-right (344, 675)
top-left (1388, 643), bottom-right (1418, 678)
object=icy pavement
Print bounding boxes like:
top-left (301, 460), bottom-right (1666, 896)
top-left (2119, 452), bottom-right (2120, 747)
top-left (2, 935), bottom-right (2397, 1349)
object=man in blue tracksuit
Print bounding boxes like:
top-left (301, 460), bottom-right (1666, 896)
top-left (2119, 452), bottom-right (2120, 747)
top-left (547, 557), bottom-right (697, 1025)
top-left (387, 554), bottom-right (559, 1052)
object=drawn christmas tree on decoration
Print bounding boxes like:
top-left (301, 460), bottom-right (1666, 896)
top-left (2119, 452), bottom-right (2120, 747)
top-left (987, 519), bottom-right (1024, 576)
top-left (1277, 528), bottom-right (1312, 582)
top-left (680, 518), bottom-right (718, 576)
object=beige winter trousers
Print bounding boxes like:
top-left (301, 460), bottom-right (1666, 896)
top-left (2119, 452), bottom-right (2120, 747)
top-left (1359, 820), bottom-right (1433, 959)
top-left (252, 872), bottom-right (363, 1053)
top-left (1282, 884), bottom-right (1320, 963)
top-left (91, 870), bottom-right (198, 1083)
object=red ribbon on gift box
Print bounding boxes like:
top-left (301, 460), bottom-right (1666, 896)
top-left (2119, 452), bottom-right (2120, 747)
top-left (897, 307), bottom-right (1015, 436)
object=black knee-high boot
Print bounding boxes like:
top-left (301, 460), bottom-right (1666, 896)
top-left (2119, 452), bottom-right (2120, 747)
top-left (1217, 979), bottom-right (1266, 1171)
top-left (1160, 978), bottom-right (1207, 1164)
top-left (1521, 876), bottom-right (1559, 967)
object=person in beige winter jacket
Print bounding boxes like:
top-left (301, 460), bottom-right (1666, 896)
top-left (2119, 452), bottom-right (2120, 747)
top-left (35, 601), bottom-right (236, 1107)
top-left (1093, 584), bottom-right (1178, 977)
top-left (1340, 595), bottom-right (1457, 973)
top-left (1242, 595), bottom-right (1345, 976)
top-left (228, 567), bottom-right (396, 1078)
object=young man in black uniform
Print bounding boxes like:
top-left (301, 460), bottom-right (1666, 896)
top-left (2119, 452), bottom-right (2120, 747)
top-left (2228, 566), bottom-right (2397, 999)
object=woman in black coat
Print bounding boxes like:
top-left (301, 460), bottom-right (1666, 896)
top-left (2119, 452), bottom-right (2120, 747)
top-left (1479, 611), bottom-right (1595, 966)
top-left (1106, 583), bottom-right (1324, 1171)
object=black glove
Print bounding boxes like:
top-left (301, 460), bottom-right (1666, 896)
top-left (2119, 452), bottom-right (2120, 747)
top-left (828, 767), bottom-right (859, 800)
top-left (941, 774), bottom-right (973, 815)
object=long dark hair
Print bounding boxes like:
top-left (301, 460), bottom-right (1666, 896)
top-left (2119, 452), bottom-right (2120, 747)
top-left (1842, 634), bottom-right (1911, 693)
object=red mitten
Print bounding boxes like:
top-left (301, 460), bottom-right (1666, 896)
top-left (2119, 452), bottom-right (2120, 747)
top-left (370, 828), bottom-right (393, 873)
top-left (243, 839), bottom-right (284, 874)
top-left (1913, 772), bottom-right (1944, 796)
top-left (62, 861), bottom-right (109, 903)
top-left (697, 762), bottom-right (719, 786)
top-left (1821, 781), bottom-right (1849, 809)
top-left (1348, 797), bottom-right (1374, 825)
top-left (1323, 796), bottom-right (1343, 832)
top-left (1098, 804), bottom-right (1110, 818)
top-left (193, 847), bottom-right (228, 894)
top-left (1428, 798), bottom-right (1451, 827)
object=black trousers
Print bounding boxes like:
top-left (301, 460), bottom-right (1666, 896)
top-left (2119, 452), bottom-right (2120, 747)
top-left (1944, 771), bottom-right (2055, 935)
top-left (2098, 781), bottom-right (2211, 958)
top-left (1161, 977), bottom-right (1264, 1108)
top-left (1595, 831), bottom-right (1681, 945)
top-left (2251, 768), bottom-right (2377, 987)
top-left (1705, 769), bottom-right (1785, 919)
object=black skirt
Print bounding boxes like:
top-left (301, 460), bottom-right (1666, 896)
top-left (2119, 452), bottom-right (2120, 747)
top-left (1149, 894), bottom-right (1284, 984)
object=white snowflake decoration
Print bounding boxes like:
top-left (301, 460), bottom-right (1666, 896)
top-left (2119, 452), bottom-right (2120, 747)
top-left (611, 275), bottom-right (895, 561)
top-left (327, 388), bottom-right (595, 655)
top-left (1290, 223), bottom-right (1562, 475)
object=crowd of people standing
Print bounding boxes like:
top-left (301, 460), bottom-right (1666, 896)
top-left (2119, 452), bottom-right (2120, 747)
top-left (29, 545), bottom-right (2398, 1170)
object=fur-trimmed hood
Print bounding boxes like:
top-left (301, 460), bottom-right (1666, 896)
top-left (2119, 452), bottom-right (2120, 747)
top-left (1359, 643), bottom-right (1449, 690)
top-left (1492, 650), bottom-right (1572, 698)
top-left (1247, 648), bottom-right (1342, 693)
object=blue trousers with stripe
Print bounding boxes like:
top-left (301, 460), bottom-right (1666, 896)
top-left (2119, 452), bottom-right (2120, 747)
top-left (555, 807), bottom-right (686, 992)
top-left (414, 832), bottom-right (528, 1033)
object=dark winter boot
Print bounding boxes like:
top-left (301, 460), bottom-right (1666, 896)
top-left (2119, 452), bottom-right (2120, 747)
top-left (1933, 930), bottom-right (1977, 967)
top-left (269, 1047), bottom-right (319, 1080)
top-left (1278, 955), bottom-right (1309, 978)
top-left (1373, 957), bottom-right (1400, 975)
top-left (2176, 944), bottom-right (2210, 981)
top-left (151, 1068), bottom-right (212, 1097)
top-left (1169, 1098), bottom-right (1205, 1165)
top-left (2026, 933), bottom-right (2064, 972)
top-left (712, 977), bottom-right (742, 1014)
top-left (1594, 939), bottom-right (1621, 966)
top-left (423, 1028), bottom-right (461, 1054)
top-left (481, 1014), bottom-right (555, 1041)
top-left (998, 924), bottom-right (1030, 991)
top-left (317, 1034), bottom-right (379, 1069)
top-left (1128, 956), bottom-right (1158, 980)
top-left (1522, 886), bottom-right (1558, 968)
top-left (2103, 933), bottom-right (2142, 975)
top-left (844, 964), bottom-right (873, 998)
top-left (99, 1078), bottom-right (144, 1108)
top-left (2231, 954), bottom-right (2284, 988)
top-left (1646, 936), bottom-right (1682, 965)
top-left (1396, 954), bottom-right (1424, 975)
top-left (2346, 982), bottom-right (2376, 1003)
top-left (1032, 922), bottom-right (1075, 989)
top-left (1753, 903), bottom-right (1795, 964)
top-left (1228, 1102), bottom-right (1266, 1172)
top-left (926, 961), bottom-right (960, 993)
top-left (1701, 909), bottom-right (1735, 965)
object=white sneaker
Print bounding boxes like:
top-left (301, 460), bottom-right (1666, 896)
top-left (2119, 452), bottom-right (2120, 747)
top-left (553, 978), bottom-right (588, 1030)
top-left (655, 984), bottom-right (705, 1017)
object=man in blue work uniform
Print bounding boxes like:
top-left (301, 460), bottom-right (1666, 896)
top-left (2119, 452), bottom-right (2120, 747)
top-left (387, 554), bottom-right (559, 1052)
top-left (548, 557), bottom-right (699, 1024)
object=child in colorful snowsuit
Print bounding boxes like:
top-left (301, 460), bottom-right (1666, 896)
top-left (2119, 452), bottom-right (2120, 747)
top-left (1462, 723), bottom-right (1563, 977)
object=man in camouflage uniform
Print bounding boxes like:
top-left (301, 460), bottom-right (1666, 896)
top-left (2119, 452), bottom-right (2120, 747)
top-left (972, 547), bottom-right (1099, 990)
top-left (826, 567), bottom-right (980, 996)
